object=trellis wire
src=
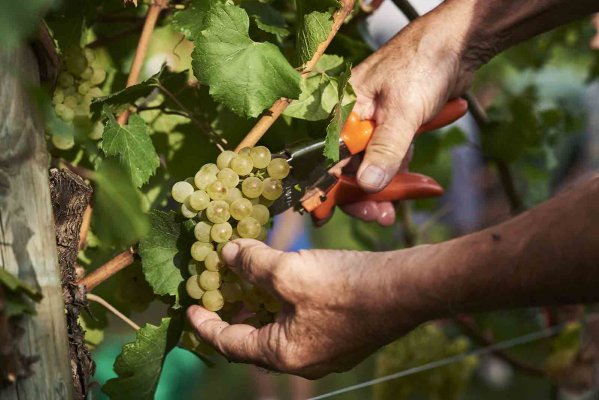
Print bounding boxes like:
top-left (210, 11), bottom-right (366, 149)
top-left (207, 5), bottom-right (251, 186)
top-left (308, 318), bottom-right (590, 400)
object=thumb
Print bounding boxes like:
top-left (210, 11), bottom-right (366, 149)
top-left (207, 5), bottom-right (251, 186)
top-left (357, 114), bottom-right (419, 192)
top-left (221, 239), bottom-right (284, 289)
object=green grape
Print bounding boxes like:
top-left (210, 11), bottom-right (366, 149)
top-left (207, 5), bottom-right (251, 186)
top-left (58, 72), bottom-right (75, 88)
top-left (210, 222), bottom-right (233, 243)
top-left (200, 163), bottom-right (220, 175)
top-left (89, 121), bottom-right (103, 140)
top-left (55, 104), bottom-right (75, 122)
top-left (78, 82), bottom-right (91, 95)
top-left (257, 226), bottom-right (268, 242)
top-left (237, 216), bottom-right (261, 239)
top-left (205, 200), bottom-right (230, 223)
top-left (84, 48), bottom-right (96, 63)
top-left (267, 158), bottom-right (290, 179)
top-left (206, 180), bottom-right (228, 200)
top-left (188, 260), bottom-right (202, 276)
top-left (238, 147), bottom-right (251, 157)
top-left (230, 198), bottom-right (253, 220)
top-left (216, 150), bottom-right (237, 169)
top-left (260, 197), bottom-right (275, 207)
top-left (87, 87), bottom-right (104, 98)
top-left (217, 168), bottom-right (239, 188)
top-left (241, 177), bottom-right (263, 198)
top-left (74, 104), bottom-right (90, 117)
top-left (230, 155), bottom-right (253, 176)
top-left (90, 67), bottom-right (106, 85)
top-left (81, 67), bottom-right (93, 80)
top-left (188, 190), bottom-right (210, 211)
top-left (225, 187), bottom-right (243, 204)
top-left (194, 169), bottom-right (217, 190)
top-left (262, 177), bottom-right (283, 200)
top-left (204, 251), bottom-right (224, 271)
top-left (63, 95), bottom-right (78, 109)
top-left (251, 204), bottom-right (270, 225)
top-left (52, 134), bottom-right (75, 150)
top-left (186, 276), bottom-right (205, 300)
top-left (191, 241), bottom-right (213, 261)
top-left (53, 89), bottom-right (65, 104)
top-left (250, 146), bottom-right (272, 169)
top-left (171, 181), bottom-right (194, 203)
top-left (66, 52), bottom-right (87, 75)
top-left (202, 290), bottom-right (224, 312)
top-left (199, 270), bottom-right (221, 291)
top-left (181, 202), bottom-right (198, 219)
top-left (249, 197), bottom-right (260, 205)
top-left (220, 282), bottom-right (242, 302)
top-left (194, 221), bottom-right (213, 242)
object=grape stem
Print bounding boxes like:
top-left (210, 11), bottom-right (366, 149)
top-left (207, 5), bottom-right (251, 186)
top-left (78, 246), bottom-right (137, 292)
top-left (117, 0), bottom-right (170, 126)
top-left (86, 293), bottom-right (140, 331)
top-left (234, 0), bottom-right (356, 151)
top-left (78, 205), bottom-right (92, 250)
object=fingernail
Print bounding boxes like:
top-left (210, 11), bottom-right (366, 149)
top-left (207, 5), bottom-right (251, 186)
top-left (359, 165), bottom-right (386, 190)
top-left (222, 241), bottom-right (240, 264)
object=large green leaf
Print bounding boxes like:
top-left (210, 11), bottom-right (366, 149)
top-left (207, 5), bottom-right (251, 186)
top-left (139, 210), bottom-right (194, 298)
top-left (0, 0), bottom-right (58, 49)
top-left (101, 111), bottom-right (160, 188)
top-left (171, 0), bottom-right (221, 40)
top-left (191, 2), bottom-right (301, 117)
top-left (295, 0), bottom-right (339, 65)
top-left (323, 63), bottom-right (354, 161)
top-left (91, 160), bottom-right (149, 247)
top-left (103, 317), bottom-right (181, 400)
top-left (284, 55), bottom-right (345, 121)
top-left (241, 1), bottom-right (289, 40)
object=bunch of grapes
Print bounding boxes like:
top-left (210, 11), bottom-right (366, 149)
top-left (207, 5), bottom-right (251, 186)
top-left (171, 146), bottom-right (290, 321)
top-left (51, 46), bottom-right (106, 150)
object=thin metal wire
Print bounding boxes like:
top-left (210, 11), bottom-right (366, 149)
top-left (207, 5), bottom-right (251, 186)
top-left (307, 322), bottom-right (572, 400)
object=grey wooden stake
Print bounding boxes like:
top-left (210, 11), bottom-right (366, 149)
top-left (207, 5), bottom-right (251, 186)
top-left (0, 46), bottom-right (74, 399)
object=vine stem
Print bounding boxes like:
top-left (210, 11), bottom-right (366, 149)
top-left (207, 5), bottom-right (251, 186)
top-left (78, 205), bottom-right (92, 250)
top-left (235, 0), bottom-right (355, 151)
top-left (117, 0), bottom-right (169, 126)
top-left (78, 247), bottom-right (136, 292)
top-left (86, 294), bottom-right (140, 331)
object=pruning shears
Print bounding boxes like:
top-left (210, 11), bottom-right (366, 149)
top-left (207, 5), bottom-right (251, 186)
top-left (269, 98), bottom-right (468, 225)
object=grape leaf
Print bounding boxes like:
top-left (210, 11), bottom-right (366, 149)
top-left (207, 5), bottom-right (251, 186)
top-left (101, 110), bottom-right (159, 188)
top-left (139, 210), bottom-right (194, 298)
top-left (0, 0), bottom-right (58, 49)
top-left (295, 0), bottom-right (339, 65)
top-left (284, 55), bottom-right (345, 121)
top-left (92, 160), bottom-right (149, 247)
top-left (191, 2), bottom-right (301, 117)
top-left (324, 63), bottom-right (354, 162)
top-left (241, 1), bottom-right (289, 39)
top-left (171, 0), bottom-right (222, 40)
top-left (103, 317), bottom-right (181, 400)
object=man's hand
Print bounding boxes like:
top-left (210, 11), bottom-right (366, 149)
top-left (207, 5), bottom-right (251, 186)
top-left (186, 239), bottom-right (426, 378)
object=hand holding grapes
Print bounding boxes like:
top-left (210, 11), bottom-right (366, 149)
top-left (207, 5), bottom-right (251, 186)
top-left (187, 240), bottom-right (427, 378)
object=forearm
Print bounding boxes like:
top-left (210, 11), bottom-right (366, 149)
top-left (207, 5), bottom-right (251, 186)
top-left (459, 0), bottom-right (599, 68)
top-left (385, 174), bottom-right (599, 320)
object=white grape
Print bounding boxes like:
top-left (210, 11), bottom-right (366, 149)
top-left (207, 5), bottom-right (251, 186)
top-left (206, 180), bottom-right (228, 200)
top-left (230, 198), bottom-right (253, 220)
top-left (237, 217), bottom-right (261, 239)
top-left (267, 158), bottom-right (290, 179)
top-left (241, 177), bottom-right (263, 198)
top-left (186, 276), bottom-right (205, 300)
top-left (181, 202), bottom-right (198, 219)
top-left (230, 155), bottom-right (253, 176)
top-left (172, 181), bottom-right (195, 203)
top-left (205, 200), bottom-right (230, 223)
top-left (216, 150), bottom-right (237, 169)
top-left (250, 146), bottom-right (272, 169)
top-left (199, 270), bottom-right (221, 291)
top-left (204, 251), bottom-right (224, 271)
top-left (217, 168), bottom-right (239, 188)
top-left (188, 190), bottom-right (210, 211)
top-left (210, 222), bottom-right (233, 243)
top-left (202, 290), bottom-right (224, 311)
top-left (251, 204), bottom-right (270, 225)
top-left (194, 170), bottom-right (217, 190)
top-left (262, 177), bottom-right (283, 200)
top-left (194, 221), bottom-right (212, 242)
top-left (191, 242), bottom-right (213, 261)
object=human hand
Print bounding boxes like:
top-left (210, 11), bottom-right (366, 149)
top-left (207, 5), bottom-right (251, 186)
top-left (186, 239), bottom-right (427, 378)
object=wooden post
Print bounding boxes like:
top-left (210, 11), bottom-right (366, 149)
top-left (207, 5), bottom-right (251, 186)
top-left (0, 46), bottom-right (74, 399)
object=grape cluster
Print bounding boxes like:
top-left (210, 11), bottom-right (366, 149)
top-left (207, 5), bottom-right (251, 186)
top-left (51, 46), bottom-right (106, 150)
top-left (171, 146), bottom-right (290, 317)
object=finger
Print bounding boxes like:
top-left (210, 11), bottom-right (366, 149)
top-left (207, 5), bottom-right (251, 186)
top-left (357, 113), bottom-right (419, 192)
top-left (187, 305), bottom-right (270, 365)
top-left (340, 201), bottom-right (379, 222)
top-left (375, 202), bottom-right (396, 226)
top-left (222, 239), bottom-right (285, 289)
